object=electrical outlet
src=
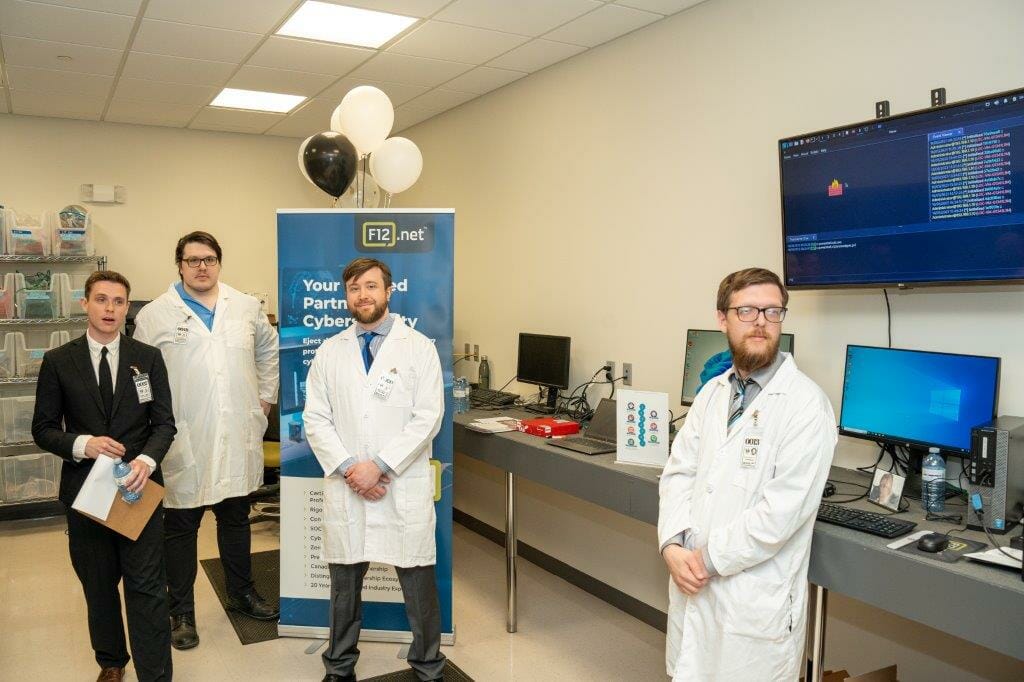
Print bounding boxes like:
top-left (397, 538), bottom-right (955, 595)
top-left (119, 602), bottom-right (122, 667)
top-left (623, 362), bottom-right (633, 386)
top-left (464, 342), bottom-right (471, 359)
top-left (473, 344), bottom-right (480, 361)
top-left (605, 360), bottom-right (615, 382)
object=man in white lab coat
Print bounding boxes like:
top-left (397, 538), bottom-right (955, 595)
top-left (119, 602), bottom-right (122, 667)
top-left (304, 257), bottom-right (445, 682)
top-left (659, 268), bottom-right (837, 681)
top-left (133, 231), bottom-right (280, 650)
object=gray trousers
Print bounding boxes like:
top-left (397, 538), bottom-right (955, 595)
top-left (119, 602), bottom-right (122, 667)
top-left (324, 562), bottom-right (446, 681)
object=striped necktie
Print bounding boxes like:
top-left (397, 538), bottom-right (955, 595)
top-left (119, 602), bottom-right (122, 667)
top-left (728, 377), bottom-right (751, 431)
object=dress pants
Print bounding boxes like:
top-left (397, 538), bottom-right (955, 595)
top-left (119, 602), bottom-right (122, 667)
top-left (324, 562), bottom-right (446, 681)
top-left (163, 495), bottom-right (254, 615)
top-left (66, 504), bottom-right (173, 682)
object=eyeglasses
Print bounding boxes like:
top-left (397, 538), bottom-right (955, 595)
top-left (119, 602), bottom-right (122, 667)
top-left (182, 256), bottom-right (220, 268)
top-left (727, 306), bottom-right (787, 323)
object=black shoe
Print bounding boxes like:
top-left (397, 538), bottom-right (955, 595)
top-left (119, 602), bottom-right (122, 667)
top-left (322, 675), bottom-right (355, 682)
top-left (170, 612), bottom-right (199, 650)
top-left (226, 590), bottom-right (280, 620)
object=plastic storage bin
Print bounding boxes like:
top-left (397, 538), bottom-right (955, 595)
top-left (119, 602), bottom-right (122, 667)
top-left (0, 453), bottom-right (61, 504)
top-left (0, 332), bottom-right (16, 379)
top-left (0, 396), bottom-right (36, 444)
top-left (16, 271), bottom-right (59, 319)
top-left (4, 209), bottom-right (50, 256)
top-left (45, 208), bottom-right (95, 257)
top-left (14, 331), bottom-right (67, 378)
top-left (56, 272), bottom-right (91, 317)
top-left (0, 273), bottom-right (18, 320)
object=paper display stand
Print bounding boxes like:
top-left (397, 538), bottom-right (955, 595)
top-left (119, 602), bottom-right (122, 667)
top-left (615, 389), bottom-right (670, 467)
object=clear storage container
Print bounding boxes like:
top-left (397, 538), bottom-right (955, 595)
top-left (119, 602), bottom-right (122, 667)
top-left (4, 209), bottom-right (50, 256)
top-left (46, 207), bottom-right (94, 257)
top-left (56, 272), bottom-right (91, 317)
top-left (0, 332), bottom-right (16, 379)
top-left (0, 453), bottom-right (61, 504)
top-left (14, 330), bottom-right (67, 378)
top-left (0, 273), bottom-right (21, 319)
top-left (16, 270), bottom-right (59, 319)
top-left (0, 396), bottom-right (36, 444)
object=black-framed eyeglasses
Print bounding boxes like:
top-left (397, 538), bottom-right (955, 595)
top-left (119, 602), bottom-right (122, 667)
top-left (727, 306), bottom-right (787, 323)
top-left (182, 256), bottom-right (220, 268)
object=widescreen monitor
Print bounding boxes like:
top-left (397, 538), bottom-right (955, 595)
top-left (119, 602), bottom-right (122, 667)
top-left (839, 345), bottom-right (999, 455)
top-left (680, 329), bottom-right (795, 405)
top-left (780, 87), bottom-right (1024, 288)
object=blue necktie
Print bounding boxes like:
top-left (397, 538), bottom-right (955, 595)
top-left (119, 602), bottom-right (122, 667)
top-left (360, 331), bottom-right (376, 372)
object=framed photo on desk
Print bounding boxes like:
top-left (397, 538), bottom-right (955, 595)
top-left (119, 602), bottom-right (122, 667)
top-left (868, 469), bottom-right (905, 512)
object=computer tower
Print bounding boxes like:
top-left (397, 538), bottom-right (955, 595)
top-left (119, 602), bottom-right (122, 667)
top-left (967, 416), bottom-right (1024, 534)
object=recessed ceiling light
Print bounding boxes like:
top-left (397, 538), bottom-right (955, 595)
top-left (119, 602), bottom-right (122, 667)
top-left (276, 1), bottom-right (417, 48)
top-left (210, 88), bottom-right (306, 113)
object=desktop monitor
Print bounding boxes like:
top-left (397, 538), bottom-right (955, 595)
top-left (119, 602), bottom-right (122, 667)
top-left (517, 333), bottom-right (571, 412)
top-left (839, 345), bottom-right (1000, 456)
top-left (680, 329), bottom-right (795, 405)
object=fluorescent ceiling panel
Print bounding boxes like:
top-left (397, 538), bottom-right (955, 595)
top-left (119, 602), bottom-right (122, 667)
top-left (277, 1), bottom-right (417, 48)
top-left (211, 87), bottom-right (306, 113)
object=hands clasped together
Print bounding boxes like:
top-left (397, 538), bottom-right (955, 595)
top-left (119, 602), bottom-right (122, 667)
top-left (662, 545), bottom-right (710, 596)
top-left (344, 460), bottom-right (391, 501)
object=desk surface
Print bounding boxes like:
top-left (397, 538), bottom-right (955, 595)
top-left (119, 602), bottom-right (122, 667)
top-left (454, 409), bottom-right (1024, 661)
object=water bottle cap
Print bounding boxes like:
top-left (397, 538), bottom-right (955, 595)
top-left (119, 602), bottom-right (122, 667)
top-left (928, 447), bottom-right (940, 454)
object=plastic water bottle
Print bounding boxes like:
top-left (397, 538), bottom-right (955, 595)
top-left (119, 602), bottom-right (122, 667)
top-left (453, 376), bottom-right (470, 414)
top-left (112, 458), bottom-right (141, 504)
top-left (922, 447), bottom-right (945, 513)
top-left (478, 355), bottom-right (491, 390)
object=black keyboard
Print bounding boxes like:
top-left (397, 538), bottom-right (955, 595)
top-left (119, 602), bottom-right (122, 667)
top-left (816, 501), bottom-right (917, 539)
top-left (470, 387), bottom-right (518, 406)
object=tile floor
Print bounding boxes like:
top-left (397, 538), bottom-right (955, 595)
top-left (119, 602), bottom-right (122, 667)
top-left (0, 512), bottom-right (666, 680)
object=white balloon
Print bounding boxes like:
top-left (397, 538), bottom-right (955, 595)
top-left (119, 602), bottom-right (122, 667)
top-left (331, 86), bottom-right (394, 156)
top-left (369, 137), bottom-right (423, 195)
top-left (297, 135), bottom-right (314, 184)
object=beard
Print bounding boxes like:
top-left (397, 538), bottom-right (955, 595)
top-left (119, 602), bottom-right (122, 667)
top-left (352, 299), bottom-right (388, 325)
top-left (728, 329), bottom-right (780, 375)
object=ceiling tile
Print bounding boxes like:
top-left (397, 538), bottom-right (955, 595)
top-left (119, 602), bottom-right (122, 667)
top-left (132, 18), bottom-right (262, 62)
top-left (543, 4), bottom-right (661, 47)
top-left (614, 0), bottom-right (704, 14)
top-left (113, 77), bottom-right (218, 105)
top-left (144, 0), bottom-right (296, 34)
top-left (404, 88), bottom-right (476, 112)
top-left (122, 52), bottom-right (237, 86)
top-left (487, 38), bottom-right (586, 72)
top-left (190, 106), bottom-right (285, 133)
top-left (5, 65), bottom-right (113, 97)
top-left (248, 36), bottom-right (374, 77)
top-left (348, 52), bottom-right (472, 88)
top-left (9, 90), bottom-right (106, 119)
top-left (105, 99), bottom-right (202, 127)
top-left (393, 104), bottom-right (436, 131)
top-left (28, 0), bottom-right (142, 15)
top-left (0, 0), bottom-right (135, 49)
top-left (228, 65), bottom-right (337, 98)
top-left (319, 77), bottom-right (428, 107)
top-left (1, 36), bottom-right (124, 75)
top-left (435, 0), bottom-right (602, 37)
top-left (442, 65), bottom-right (524, 95)
top-left (388, 20), bottom-right (529, 64)
top-left (263, 99), bottom-right (338, 138)
top-left (334, 0), bottom-right (449, 18)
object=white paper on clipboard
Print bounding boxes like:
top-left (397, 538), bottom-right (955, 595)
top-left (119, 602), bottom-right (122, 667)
top-left (71, 456), bottom-right (118, 520)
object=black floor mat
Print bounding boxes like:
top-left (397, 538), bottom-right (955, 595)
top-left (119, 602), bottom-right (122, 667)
top-left (199, 549), bottom-right (280, 645)
top-left (362, 660), bottom-right (474, 682)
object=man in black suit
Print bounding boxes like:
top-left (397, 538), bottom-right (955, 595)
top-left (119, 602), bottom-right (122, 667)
top-left (32, 270), bottom-right (176, 682)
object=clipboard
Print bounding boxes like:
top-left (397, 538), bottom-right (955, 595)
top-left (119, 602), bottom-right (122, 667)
top-left (79, 480), bottom-right (165, 541)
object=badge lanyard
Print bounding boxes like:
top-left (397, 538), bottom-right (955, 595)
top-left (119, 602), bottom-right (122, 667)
top-left (741, 410), bottom-right (762, 468)
top-left (173, 314), bottom-right (190, 344)
top-left (131, 366), bottom-right (153, 404)
top-left (373, 368), bottom-right (399, 401)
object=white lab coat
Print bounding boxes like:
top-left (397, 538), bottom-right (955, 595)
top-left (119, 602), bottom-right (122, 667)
top-left (303, 315), bottom-right (443, 567)
top-left (658, 354), bottom-right (836, 681)
top-left (133, 283), bottom-right (279, 509)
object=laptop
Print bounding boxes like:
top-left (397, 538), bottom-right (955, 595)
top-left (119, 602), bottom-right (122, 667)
top-left (548, 399), bottom-right (617, 455)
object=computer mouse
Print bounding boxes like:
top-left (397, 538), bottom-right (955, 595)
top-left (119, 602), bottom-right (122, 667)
top-left (917, 533), bottom-right (950, 554)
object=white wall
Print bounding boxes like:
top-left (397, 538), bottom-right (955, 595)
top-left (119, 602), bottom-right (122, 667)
top-left (400, 0), bottom-right (1024, 678)
top-left (0, 114), bottom-right (325, 308)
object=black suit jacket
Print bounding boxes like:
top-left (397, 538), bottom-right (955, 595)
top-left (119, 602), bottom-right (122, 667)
top-left (32, 333), bottom-right (176, 505)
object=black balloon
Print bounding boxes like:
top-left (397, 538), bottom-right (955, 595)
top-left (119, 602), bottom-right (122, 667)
top-left (302, 131), bottom-right (358, 198)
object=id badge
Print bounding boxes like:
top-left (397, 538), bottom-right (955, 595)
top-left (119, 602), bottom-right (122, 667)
top-left (133, 372), bottom-right (153, 403)
top-left (373, 371), bottom-right (397, 401)
top-left (173, 322), bottom-right (189, 345)
top-left (741, 426), bottom-right (764, 469)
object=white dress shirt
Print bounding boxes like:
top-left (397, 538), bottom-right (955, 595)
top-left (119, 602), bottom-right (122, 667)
top-left (72, 331), bottom-right (156, 473)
